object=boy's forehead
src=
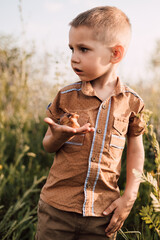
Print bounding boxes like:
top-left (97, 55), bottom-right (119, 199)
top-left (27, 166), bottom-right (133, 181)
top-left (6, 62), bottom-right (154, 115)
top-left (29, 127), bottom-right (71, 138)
top-left (69, 26), bottom-right (102, 41)
top-left (69, 26), bottom-right (94, 39)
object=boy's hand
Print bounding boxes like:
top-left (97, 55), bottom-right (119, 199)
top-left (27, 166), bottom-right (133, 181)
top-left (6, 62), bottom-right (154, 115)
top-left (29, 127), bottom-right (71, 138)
top-left (44, 117), bottom-right (94, 137)
top-left (103, 195), bottom-right (134, 237)
top-left (43, 117), bottom-right (95, 153)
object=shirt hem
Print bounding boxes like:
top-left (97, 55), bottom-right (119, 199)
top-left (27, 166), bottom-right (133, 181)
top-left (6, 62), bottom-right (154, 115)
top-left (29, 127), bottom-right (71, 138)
top-left (40, 194), bottom-right (107, 217)
top-left (40, 194), bottom-right (83, 215)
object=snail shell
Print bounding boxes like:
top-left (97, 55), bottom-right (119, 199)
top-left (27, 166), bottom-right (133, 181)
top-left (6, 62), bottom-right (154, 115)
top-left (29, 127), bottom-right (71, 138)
top-left (60, 112), bottom-right (80, 128)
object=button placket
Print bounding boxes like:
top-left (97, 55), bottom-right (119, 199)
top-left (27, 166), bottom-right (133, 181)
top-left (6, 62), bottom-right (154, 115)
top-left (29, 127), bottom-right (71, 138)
top-left (83, 99), bottom-right (111, 216)
top-left (96, 101), bottom-right (108, 135)
top-left (89, 99), bottom-right (111, 215)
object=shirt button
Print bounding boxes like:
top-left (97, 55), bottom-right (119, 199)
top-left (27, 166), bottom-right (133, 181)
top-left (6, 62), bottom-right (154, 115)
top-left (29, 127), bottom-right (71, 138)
top-left (102, 104), bottom-right (106, 109)
top-left (97, 129), bottom-right (102, 134)
top-left (86, 183), bottom-right (91, 189)
top-left (91, 156), bottom-right (96, 162)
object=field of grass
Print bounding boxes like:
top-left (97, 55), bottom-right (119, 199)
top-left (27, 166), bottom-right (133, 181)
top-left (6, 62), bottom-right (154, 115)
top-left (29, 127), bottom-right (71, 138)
top-left (0, 35), bottom-right (159, 240)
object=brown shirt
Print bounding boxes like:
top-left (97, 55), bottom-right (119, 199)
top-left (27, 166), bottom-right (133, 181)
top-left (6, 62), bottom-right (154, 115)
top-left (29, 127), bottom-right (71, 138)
top-left (40, 78), bottom-right (145, 216)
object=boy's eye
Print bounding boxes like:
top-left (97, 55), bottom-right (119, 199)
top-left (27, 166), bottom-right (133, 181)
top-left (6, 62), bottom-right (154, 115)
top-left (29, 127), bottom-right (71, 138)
top-left (69, 46), bottom-right (74, 52)
top-left (80, 47), bottom-right (88, 53)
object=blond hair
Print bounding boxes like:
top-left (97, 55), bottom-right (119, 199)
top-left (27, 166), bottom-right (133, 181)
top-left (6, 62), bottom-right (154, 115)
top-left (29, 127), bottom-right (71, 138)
top-left (69, 6), bottom-right (131, 50)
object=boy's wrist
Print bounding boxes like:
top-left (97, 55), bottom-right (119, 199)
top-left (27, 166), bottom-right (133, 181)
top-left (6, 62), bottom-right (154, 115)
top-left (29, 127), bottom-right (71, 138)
top-left (122, 189), bottom-right (138, 202)
top-left (43, 132), bottom-right (71, 153)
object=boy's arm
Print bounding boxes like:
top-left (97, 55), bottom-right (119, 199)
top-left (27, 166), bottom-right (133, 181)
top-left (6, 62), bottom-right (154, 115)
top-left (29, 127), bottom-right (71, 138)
top-left (43, 117), bottom-right (94, 153)
top-left (103, 134), bottom-right (144, 237)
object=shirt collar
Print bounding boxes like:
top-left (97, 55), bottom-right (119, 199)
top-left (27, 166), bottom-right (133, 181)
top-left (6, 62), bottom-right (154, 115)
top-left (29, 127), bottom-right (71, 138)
top-left (81, 77), bottom-right (126, 98)
top-left (112, 77), bottom-right (126, 96)
top-left (81, 81), bottom-right (96, 97)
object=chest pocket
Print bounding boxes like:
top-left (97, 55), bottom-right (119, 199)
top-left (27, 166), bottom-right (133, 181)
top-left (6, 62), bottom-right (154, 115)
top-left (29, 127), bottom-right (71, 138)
top-left (109, 117), bottom-right (128, 160)
top-left (61, 112), bottom-right (89, 153)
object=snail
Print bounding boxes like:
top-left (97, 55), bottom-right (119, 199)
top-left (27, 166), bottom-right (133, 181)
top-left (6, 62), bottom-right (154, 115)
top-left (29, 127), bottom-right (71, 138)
top-left (47, 107), bottom-right (80, 128)
top-left (60, 109), bottom-right (80, 128)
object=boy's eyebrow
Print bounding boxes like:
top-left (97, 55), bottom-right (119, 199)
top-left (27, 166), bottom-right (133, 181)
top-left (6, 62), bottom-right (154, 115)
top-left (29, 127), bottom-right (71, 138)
top-left (77, 43), bottom-right (90, 48)
top-left (68, 43), bottom-right (92, 48)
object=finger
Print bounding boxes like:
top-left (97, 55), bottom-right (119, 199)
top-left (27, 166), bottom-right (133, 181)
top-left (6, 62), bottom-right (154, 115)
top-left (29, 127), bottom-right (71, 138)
top-left (106, 232), bottom-right (116, 238)
top-left (89, 127), bottom-right (95, 132)
top-left (103, 202), bottom-right (117, 216)
top-left (85, 123), bottom-right (95, 131)
top-left (116, 222), bottom-right (124, 232)
top-left (106, 221), bottom-right (123, 237)
top-left (106, 222), bottom-right (121, 234)
top-left (106, 224), bottom-right (119, 237)
top-left (80, 127), bottom-right (95, 133)
top-left (75, 123), bottom-right (94, 133)
top-left (105, 213), bottom-right (118, 233)
top-left (105, 215), bottom-right (124, 235)
top-left (44, 117), bottom-right (56, 126)
top-left (60, 125), bottom-right (77, 134)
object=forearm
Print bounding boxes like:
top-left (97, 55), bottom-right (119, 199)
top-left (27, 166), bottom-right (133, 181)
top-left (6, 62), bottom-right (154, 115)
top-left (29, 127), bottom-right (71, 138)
top-left (43, 134), bottom-right (67, 153)
top-left (123, 135), bottom-right (145, 201)
top-left (42, 118), bottom-right (77, 153)
top-left (104, 135), bottom-right (144, 237)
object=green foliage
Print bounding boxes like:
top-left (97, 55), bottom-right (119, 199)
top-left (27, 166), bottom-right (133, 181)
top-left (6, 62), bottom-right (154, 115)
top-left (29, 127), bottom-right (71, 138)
top-left (0, 176), bottom-right (46, 240)
top-left (139, 206), bottom-right (160, 231)
top-left (118, 110), bottom-right (160, 239)
top-left (0, 35), bottom-right (55, 239)
top-left (132, 110), bottom-right (160, 238)
top-left (0, 33), bottom-right (160, 239)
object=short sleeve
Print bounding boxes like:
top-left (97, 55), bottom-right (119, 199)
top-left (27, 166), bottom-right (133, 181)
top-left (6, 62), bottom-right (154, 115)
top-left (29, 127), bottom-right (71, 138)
top-left (127, 101), bottom-right (146, 137)
top-left (46, 91), bottom-right (63, 123)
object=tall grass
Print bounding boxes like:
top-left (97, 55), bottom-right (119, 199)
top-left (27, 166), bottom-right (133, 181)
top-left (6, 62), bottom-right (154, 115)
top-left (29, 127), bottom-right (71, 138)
top-left (0, 35), bottom-right (160, 239)
top-left (0, 35), bottom-right (55, 239)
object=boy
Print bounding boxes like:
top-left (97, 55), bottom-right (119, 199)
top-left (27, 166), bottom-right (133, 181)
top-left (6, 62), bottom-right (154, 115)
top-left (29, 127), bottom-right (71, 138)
top-left (36, 6), bottom-right (145, 240)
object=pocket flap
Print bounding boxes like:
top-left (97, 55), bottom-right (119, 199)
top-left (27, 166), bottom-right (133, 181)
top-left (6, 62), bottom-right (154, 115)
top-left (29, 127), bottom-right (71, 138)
top-left (110, 134), bottom-right (125, 149)
top-left (113, 117), bottom-right (128, 135)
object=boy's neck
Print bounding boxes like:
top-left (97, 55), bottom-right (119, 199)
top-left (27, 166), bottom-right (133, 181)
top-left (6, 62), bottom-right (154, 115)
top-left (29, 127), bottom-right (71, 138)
top-left (91, 71), bottom-right (117, 101)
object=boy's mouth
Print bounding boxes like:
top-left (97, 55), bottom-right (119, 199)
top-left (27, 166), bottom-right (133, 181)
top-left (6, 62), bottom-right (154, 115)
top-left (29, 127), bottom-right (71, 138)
top-left (74, 68), bottom-right (82, 72)
top-left (73, 68), bottom-right (83, 75)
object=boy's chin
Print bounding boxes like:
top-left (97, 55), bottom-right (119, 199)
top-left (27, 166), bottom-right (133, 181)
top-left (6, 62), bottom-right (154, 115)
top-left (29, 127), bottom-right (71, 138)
top-left (78, 76), bottom-right (94, 82)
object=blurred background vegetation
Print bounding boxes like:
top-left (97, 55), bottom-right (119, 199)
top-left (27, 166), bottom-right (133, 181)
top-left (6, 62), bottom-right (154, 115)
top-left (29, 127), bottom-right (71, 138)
top-left (0, 21), bottom-right (160, 240)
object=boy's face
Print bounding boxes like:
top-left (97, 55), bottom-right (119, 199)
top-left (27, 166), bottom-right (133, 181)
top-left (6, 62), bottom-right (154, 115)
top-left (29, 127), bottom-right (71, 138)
top-left (69, 26), bottom-right (113, 82)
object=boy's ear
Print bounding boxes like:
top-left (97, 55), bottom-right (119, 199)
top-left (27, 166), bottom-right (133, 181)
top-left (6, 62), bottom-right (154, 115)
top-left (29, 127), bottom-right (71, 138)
top-left (110, 45), bottom-right (124, 64)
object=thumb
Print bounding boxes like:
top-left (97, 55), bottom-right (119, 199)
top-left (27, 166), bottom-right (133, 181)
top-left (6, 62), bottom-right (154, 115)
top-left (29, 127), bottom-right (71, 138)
top-left (103, 201), bottom-right (117, 216)
top-left (44, 117), bottom-right (56, 126)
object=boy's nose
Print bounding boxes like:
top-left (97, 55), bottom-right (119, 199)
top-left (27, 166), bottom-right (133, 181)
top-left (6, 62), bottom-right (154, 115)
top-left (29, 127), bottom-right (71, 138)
top-left (71, 52), bottom-right (80, 63)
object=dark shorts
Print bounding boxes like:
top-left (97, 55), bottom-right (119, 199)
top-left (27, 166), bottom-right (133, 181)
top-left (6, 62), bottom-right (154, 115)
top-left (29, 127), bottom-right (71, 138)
top-left (35, 199), bottom-right (117, 240)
